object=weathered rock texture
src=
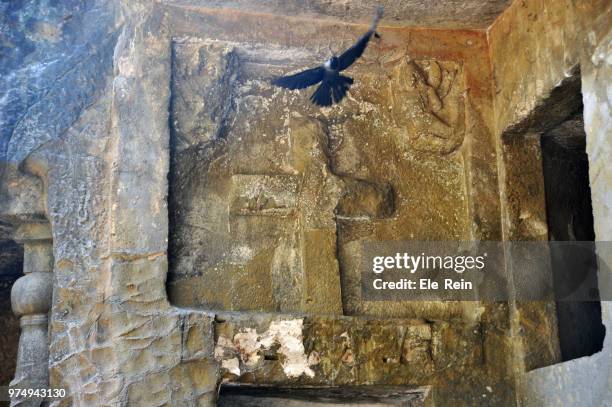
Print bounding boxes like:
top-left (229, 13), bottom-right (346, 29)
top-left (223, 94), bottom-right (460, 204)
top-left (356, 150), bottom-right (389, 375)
top-left (161, 0), bottom-right (513, 29)
top-left (0, 0), bottom-right (609, 406)
top-left (488, 0), bottom-right (612, 404)
top-left (167, 39), bottom-right (477, 317)
top-left (165, 7), bottom-right (500, 324)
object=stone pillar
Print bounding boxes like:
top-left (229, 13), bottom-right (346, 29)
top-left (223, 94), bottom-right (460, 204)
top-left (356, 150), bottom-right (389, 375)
top-left (10, 223), bottom-right (53, 406)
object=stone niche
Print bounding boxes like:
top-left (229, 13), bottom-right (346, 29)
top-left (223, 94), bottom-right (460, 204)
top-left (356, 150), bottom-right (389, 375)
top-left (167, 38), bottom-right (471, 316)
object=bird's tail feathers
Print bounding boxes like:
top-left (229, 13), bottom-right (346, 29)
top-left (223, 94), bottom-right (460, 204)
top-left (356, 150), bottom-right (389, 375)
top-left (331, 75), bottom-right (353, 104)
top-left (310, 75), bottom-right (353, 107)
top-left (310, 82), bottom-right (332, 106)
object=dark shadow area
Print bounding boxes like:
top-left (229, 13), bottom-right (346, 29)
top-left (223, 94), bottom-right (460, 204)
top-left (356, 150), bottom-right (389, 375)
top-left (217, 385), bottom-right (428, 406)
top-left (0, 231), bottom-right (23, 392)
top-left (502, 67), bottom-right (584, 138)
top-left (540, 95), bottom-right (605, 361)
top-left (502, 66), bottom-right (606, 363)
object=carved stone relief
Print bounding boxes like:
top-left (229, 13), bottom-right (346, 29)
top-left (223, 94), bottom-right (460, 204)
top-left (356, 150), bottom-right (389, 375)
top-left (168, 38), bottom-right (470, 316)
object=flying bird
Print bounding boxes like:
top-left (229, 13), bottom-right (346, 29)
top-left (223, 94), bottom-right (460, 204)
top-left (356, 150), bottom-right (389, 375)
top-left (271, 6), bottom-right (384, 107)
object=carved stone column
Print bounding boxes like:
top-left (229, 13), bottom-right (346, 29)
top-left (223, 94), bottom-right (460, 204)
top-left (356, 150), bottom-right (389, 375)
top-left (10, 223), bottom-right (53, 406)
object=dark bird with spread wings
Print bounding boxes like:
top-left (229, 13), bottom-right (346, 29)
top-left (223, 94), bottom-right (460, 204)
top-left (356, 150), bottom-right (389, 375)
top-left (271, 6), bottom-right (383, 107)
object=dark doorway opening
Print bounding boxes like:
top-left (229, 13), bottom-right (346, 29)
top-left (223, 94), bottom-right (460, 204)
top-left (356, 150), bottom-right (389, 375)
top-left (540, 79), bottom-right (606, 361)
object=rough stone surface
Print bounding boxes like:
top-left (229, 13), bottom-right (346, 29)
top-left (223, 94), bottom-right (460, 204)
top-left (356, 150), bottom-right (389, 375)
top-left (163, 0), bottom-right (513, 29)
top-left (489, 0), bottom-right (612, 405)
top-left (166, 16), bottom-right (498, 322)
top-left (212, 312), bottom-right (513, 404)
top-left (167, 38), bottom-right (473, 315)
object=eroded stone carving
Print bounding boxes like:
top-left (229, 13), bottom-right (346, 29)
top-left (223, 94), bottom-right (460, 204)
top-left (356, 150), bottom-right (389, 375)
top-left (389, 58), bottom-right (466, 154)
top-left (168, 39), bottom-right (470, 317)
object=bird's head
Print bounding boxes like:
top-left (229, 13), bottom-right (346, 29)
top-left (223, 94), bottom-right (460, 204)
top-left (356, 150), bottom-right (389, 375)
top-left (325, 55), bottom-right (339, 70)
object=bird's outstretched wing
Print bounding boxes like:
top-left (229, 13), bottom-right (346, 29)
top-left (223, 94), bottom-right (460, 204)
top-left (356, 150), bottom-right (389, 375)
top-left (271, 66), bottom-right (325, 90)
top-left (337, 31), bottom-right (375, 72)
top-left (337, 5), bottom-right (383, 71)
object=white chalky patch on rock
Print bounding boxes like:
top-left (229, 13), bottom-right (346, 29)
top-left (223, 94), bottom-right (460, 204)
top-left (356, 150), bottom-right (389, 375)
top-left (215, 319), bottom-right (315, 378)
top-left (265, 319), bottom-right (315, 378)
top-left (233, 328), bottom-right (263, 366)
top-left (221, 358), bottom-right (241, 376)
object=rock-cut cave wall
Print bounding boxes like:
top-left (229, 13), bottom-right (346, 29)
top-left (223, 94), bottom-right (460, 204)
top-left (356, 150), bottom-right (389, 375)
top-left (167, 38), bottom-right (473, 317)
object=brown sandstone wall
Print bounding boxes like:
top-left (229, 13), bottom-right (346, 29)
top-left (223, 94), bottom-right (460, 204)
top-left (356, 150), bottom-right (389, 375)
top-left (166, 4), bottom-right (502, 322)
top-left (489, 0), bottom-right (608, 137)
top-left (489, 1), bottom-right (612, 405)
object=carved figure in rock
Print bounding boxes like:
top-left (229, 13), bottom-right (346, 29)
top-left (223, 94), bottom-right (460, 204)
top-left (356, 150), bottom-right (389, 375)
top-left (388, 57), bottom-right (466, 154)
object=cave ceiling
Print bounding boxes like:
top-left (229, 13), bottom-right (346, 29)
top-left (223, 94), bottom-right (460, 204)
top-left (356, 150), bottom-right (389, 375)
top-left (163, 0), bottom-right (514, 29)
